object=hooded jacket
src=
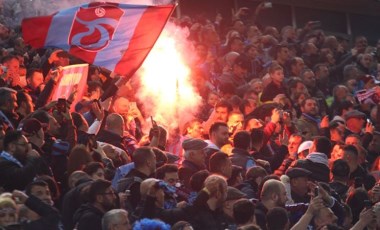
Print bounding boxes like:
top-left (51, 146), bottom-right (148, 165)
top-left (291, 152), bottom-right (330, 182)
top-left (73, 203), bottom-right (104, 230)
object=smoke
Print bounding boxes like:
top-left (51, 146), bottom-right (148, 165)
top-left (134, 21), bottom-right (202, 133)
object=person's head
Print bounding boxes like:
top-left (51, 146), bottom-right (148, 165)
top-left (286, 167), bottom-right (311, 196)
top-left (344, 111), bottom-right (366, 133)
top-left (345, 134), bottom-right (361, 146)
top-left (112, 97), bottom-right (129, 116)
top-left (67, 144), bottom-right (93, 176)
top-left (233, 131), bottom-right (251, 150)
top-left (288, 134), bottom-right (303, 154)
top-left (250, 128), bottom-right (264, 150)
top-left (329, 120), bottom-right (345, 143)
top-left (355, 36), bottom-right (368, 53)
top-left (209, 122), bottom-right (229, 148)
top-left (87, 179), bottom-right (115, 211)
top-left (214, 100), bottom-right (232, 122)
top-left (102, 209), bottom-right (131, 230)
top-left (0, 87), bottom-right (18, 113)
top-left (227, 112), bottom-right (244, 135)
top-left (3, 130), bottom-right (29, 163)
top-left (156, 164), bottom-right (179, 187)
top-left (72, 112), bottom-right (90, 132)
top-left (204, 175), bottom-right (228, 206)
top-left (223, 187), bottom-right (247, 219)
top-left (275, 44), bottom-right (290, 63)
top-left (228, 36), bottom-right (244, 54)
top-left (25, 180), bottom-right (53, 206)
top-left (105, 113), bottom-right (125, 136)
top-left (245, 166), bottom-right (267, 187)
top-left (330, 143), bottom-right (344, 161)
top-left (342, 145), bottom-right (359, 172)
top-left (83, 162), bottom-right (105, 180)
top-left (0, 197), bottom-right (17, 227)
top-left (207, 91), bottom-right (219, 107)
top-left (55, 50), bottom-right (70, 66)
top-left (260, 179), bottom-right (288, 208)
top-left (36, 175), bottom-right (60, 202)
top-left (333, 85), bottom-right (350, 103)
top-left (313, 207), bottom-right (338, 229)
top-left (233, 198), bottom-right (255, 226)
top-left (87, 81), bottom-right (103, 100)
top-left (346, 188), bottom-right (370, 223)
top-left (209, 151), bottom-right (233, 179)
top-left (288, 77), bottom-right (307, 97)
top-left (268, 63), bottom-right (284, 85)
top-left (331, 159), bottom-right (350, 182)
top-left (227, 165), bottom-right (244, 187)
top-left (21, 118), bottom-right (45, 148)
top-left (182, 138), bottom-right (207, 167)
top-left (133, 218), bottom-right (170, 230)
top-left (266, 207), bottom-right (290, 230)
top-left (16, 90), bottom-right (34, 115)
top-left (26, 68), bottom-right (44, 90)
top-left (314, 63), bottom-right (330, 82)
top-left (368, 131), bottom-right (380, 153)
top-left (171, 221), bottom-right (193, 230)
top-left (300, 69), bottom-right (316, 89)
top-left (182, 118), bottom-right (204, 139)
top-left (1, 55), bottom-right (19, 74)
top-left (233, 55), bottom-right (250, 78)
top-left (300, 97), bottom-right (319, 116)
top-left (289, 57), bottom-right (305, 77)
top-left (132, 147), bottom-right (156, 176)
top-left (189, 170), bottom-right (210, 192)
top-left (309, 136), bottom-right (332, 157)
top-left (68, 170), bottom-right (91, 189)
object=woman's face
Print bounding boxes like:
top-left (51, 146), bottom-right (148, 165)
top-left (0, 207), bottom-right (17, 226)
top-left (331, 145), bottom-right (343, 160)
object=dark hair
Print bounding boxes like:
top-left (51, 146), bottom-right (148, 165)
top-left (25, 180), bottom-right (49, 196)
top-left (250, 128), bottom-right (264, 148)
top-left (26, 68), bottom-right (43, 80)
top-left (233, 131), bottom-right (251, 150)
top-left (16, 90), bottom-right (30, 107)
top-left (1, 55), bottom-right (18, 64)
top-left (3, 130), bottom-right (23, 151)
top-left (332, 159), bottom-right (350, 179)
top-left (209, 122), bottom-right (228, 136)
top-left (67, 144), bottom-right (93, 176)
top-left (36, 175), bottom-right (60, 200)
top-left (171, 221), bottom-right (193, 230)
top-left (268, 63), bottom-right (283, 74)
top-left (87, 179), bottom-right (112, 203)
top-left (343, 144), bottom-right (359, 157)
top-left (233, 199), bottom-right (255, 225)
top-left (346, 188), bottom-right (370, 223)
top-left (71, 112), bottom-right (87, 130)
top-left (336, 101), bottom-right (353, 116)
top-left (31, 110), bottom-right (50, 124)
top-left (83, 162), bottom-right (104, 176)
top-left (156, 164), bottom-right (178, 180)
top-left (132, 146), bottom-right (154, 168)
top-left (209, 151), bottom-right (229, 174)
top-left (300, 97), bottom-right (317, 108)
top-left (189, 170), bottom-right (210, 192)
top-left (152, 147), bottom-right (168, 168)
top-left (266, 207), bottom-right (289, 230)
top-left (313, 136), bottom-right (332, 157)
top-left (215, 100), bottom-right (233, 112)
top-left (87, 81), bottom-right (102, 94)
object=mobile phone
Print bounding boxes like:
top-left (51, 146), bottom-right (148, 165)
top-left (314, 187), bottom-right (319, 197)
top-left (57, 98), bottom-right (66, 113)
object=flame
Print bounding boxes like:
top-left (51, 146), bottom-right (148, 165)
top-left (135, 22), bottom-right (201, 131)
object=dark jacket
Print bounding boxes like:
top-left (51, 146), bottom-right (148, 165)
top-left (230, 148), bottom-right (255, 174)
top-left (0, 156), bottom-right (40, 192)
top-left (23, 195), bottom-right (61, 230)
top-left (291, 154), bottom-right (330, 183)
top-left (254, 202), bottom-right (269, 230)
top-left (120, 168), bottom-right (150, 210)
top-left (73, 203), bottom-right (104, 230)
top-left (179, 160), bottom-right (206, 190)
top-left (260, 81), bottom-right (286, 103)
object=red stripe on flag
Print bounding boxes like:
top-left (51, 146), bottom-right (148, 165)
top-left (22, 15), bottom-right (54, 48)
top-left (68, 46), bottom-right (98, 64)
top-left (114, 5), bottom-right (174, 76)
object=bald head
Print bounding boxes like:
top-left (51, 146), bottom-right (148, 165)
top-left (112, 97), bottom-right (130, 115)
top-left (260, 179), bottom-right (284, 200)
top-left (106, 113), bottom-right (124, 134)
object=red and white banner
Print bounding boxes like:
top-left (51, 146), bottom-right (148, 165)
top-left (52, 64), bottom-right (89, 111)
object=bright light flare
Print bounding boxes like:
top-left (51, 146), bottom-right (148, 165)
top-left (136, 22), bottom-right (201, 130)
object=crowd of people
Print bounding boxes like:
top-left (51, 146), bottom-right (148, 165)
top-left (0, 2), bottom-right (380, 230)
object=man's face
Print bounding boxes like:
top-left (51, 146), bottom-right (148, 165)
top-left (247, 46), bottom-right (258, 59)
top-left (31, 185), bottom-right (53, 205)
top-left (48, 115), bottom-right (61, 137)
top-left (302, 71), bottom-right (316, 88)
top-left (213, 126), bottom-right (229, 147)
top-left (271, 69), bottom-right (284, 85)
top-left (330, 125), bottom-right (344, 143)
top-left (187, 121), bottom-right (204, 139)
top-left (215, 106), bottom-right (229, 122)
top-left (278, 47), bottom-right (290, 61)
top-left (251, 81), bottom-right (263, 94)
top-left (275, 184), bottom-right (288, 207)
top-left (317, 66), bottom-right (329, 80)
top-left (13, 136), bottom-right (29, 163)
top-left (147, 152), bottom-right (157, 174)
top-left (233, 65), bottom-right (248, 78)
top-left (113, 97), bottom-right (130, 116)
top-left (227, 113), bottom-right (244, 134)
top-left (290, 177), bottom-right (309, 195)
top-left (293, 59), bottom-right (305, 75)
top-left (288, 136), bottom-right (302, 154)
top-left (191, 149), bottom-right (206, 166)
top-left (5, 58), bottom-right (20, 74)
top-left (301, 99), bottom-right (319, 116)
top-left (207, 93), bottom-right (219, 107)
top-left (294, 82), bottom-right (307, 94)
top-left (7, 93), bottom-right (18, 113)
top-left (331, 144), bottom-right (344, 160)
top-left (221, 158), bottom-right (233, 179)
top-left (368, 134), bottom-right (380, 152)
top-left (231, 39), bottom-right (244, 53)
top-left (30, 72), bottom-right (44, 90)
top-left (163, 172), bottom-right (179, 187)
top-left (360, 54), bottom-right (373, 69)
top-left (100, 187), bottom-right (116, 211)
top-left (92, 168), bottom-right (105, 180)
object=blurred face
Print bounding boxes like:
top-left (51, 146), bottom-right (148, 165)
top-left (227, 113), bottom-right (244, 134)
top-left (291, 177), bottom-right (309, 195)
top-left (4, 58), bottom-right (20, 74)
top-left (245, 118), bottom-right (263, 131)
top-left (330, 125), bottom-right (344, 143)
top-left (112, 213), bottom-right (131, 230)
top-left (271, 69), bottom-right (284, 85)
top-left (207, 93), bottom-right (219, 107)
top-left (331, 145), bottom-right (343, 160)
top-left (100, 187), bottom-right (116, 211)
top-left (369, 135), bottom-right (380, 152)
top-left (91, 168), bottom-right (105, 180)
top-left (247, 46), bottom-right (258, 59)
top-left (317, 66), bottom-right (329, 80)
top-left (29, 71), bottom-right (44, 89)
top-left (215, 106), bottom-right (229, 122)
top-left (315, 208), bottom-right (338, 228)
top-left (187, 121), bottom-right (204, 139)
top-left (113, 97), bottom-right (130, 116)
top-left (251, 81), bottom-right (263, 94)
top-left (360, 54), bottom-right (373, 69)
top-left (163, 172), bottom-right (179, 187)
top-left (292, 59), bottom-right (305, 76)
top-left (48, 115), bottom-right (61, 137)
top-left (345, 136), bottom-right (360, 146)
top-left (301, 99), bottom-right (319, 116)
top-left (31, 185), bottom-right (53, 206)
top-left (275, 184), bottom-right (288, 207)
top-left (288, 136), bottom-right (302, 154)
top-left (12, 136), bottom-right (29, 163)
top-left (221, 158), bottom-right (233, 178)
top-left (231, 39), bottom-right (244, 53)
top-left (233, 65), bottom-right (248, 78)
top-left (191, 149), bottom-right (206, 166)
top-left (294, 82), bottom-right (307, 95)
top-left (0, 206), bottom-right (17, 226)
top-left (7, 93), bottom-right (18, 113)
top-left (278, 47), bottom-right (290, 61)
top-left (302, 71), bottom-right (316, 88)
top-left (213, 126), bottom-right (229, 148)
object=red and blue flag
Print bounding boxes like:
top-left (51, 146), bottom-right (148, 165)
top-left (22, 2), bottom-right (175, 76)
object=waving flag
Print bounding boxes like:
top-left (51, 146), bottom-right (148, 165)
top-left (22, 2), bottom-right (175, 76)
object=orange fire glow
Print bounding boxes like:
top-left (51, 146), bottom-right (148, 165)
top-left (136, 22), bottom-right (201, 130)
